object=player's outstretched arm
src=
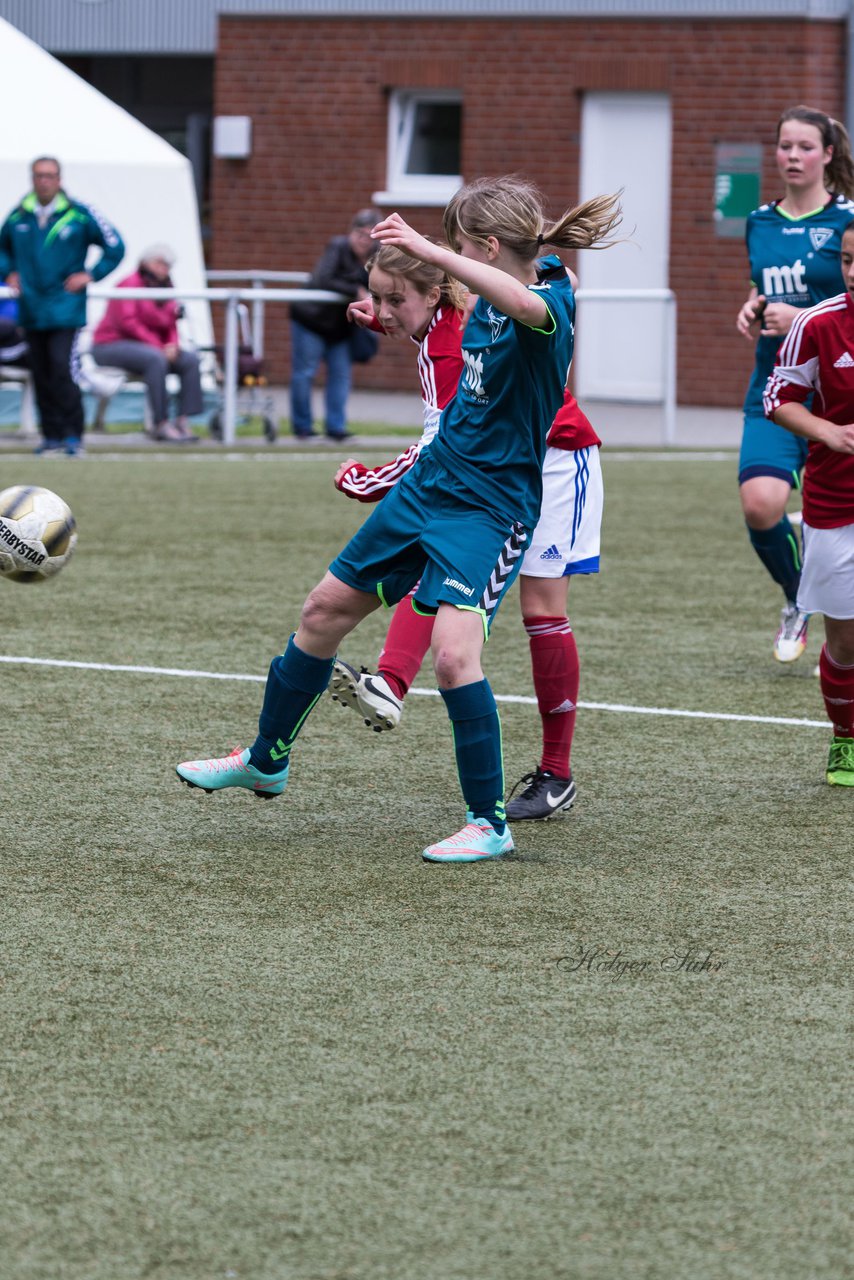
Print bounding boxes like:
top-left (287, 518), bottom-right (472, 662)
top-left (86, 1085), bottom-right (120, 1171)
top-left (371, 213), bottom-right (549, 330)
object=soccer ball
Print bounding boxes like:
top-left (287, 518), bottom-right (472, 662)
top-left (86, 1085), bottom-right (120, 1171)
top-left (0, 485), bottom-right (77, 583)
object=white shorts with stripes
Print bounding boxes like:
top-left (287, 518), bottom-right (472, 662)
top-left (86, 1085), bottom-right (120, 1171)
top-left (522, 445), bottom-right (603, 579)
top-left (797, 520), bottom-right (854, 618)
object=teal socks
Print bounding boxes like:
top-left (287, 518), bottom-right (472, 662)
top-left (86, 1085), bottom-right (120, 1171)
top-left (249, 635), bottom-right (334, 774)
top-left (440, 679), bottom-right (507, 835)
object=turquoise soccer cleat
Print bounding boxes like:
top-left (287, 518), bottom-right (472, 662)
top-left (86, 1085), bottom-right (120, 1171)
top-left (176, 746), bottom-right (289, 799)
top-left (422, 817), bottom-right (514, 864)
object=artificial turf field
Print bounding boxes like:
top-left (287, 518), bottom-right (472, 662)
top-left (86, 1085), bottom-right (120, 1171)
top-left (0, 450), bottom-right (850, 1280)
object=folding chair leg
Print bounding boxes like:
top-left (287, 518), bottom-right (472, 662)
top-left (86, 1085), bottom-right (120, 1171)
top-left (92, 395), bottom-right (109, 432)
top-left (14, 373), bottom-right (38, 439)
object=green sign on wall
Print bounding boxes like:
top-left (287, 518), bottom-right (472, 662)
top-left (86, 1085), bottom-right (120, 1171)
top-left (714, 143), bottom-right (762, 238)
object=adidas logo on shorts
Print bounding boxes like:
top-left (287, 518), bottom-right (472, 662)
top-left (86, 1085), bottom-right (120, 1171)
top-left (540, 544), bottom-right (563, 561)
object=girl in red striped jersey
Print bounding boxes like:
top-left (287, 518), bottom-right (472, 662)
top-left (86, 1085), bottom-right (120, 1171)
top-left (333, 245), bottom-right (604, 821)
top-left (763, 220), bottom-right (854, 786)
top-left (335, 244), bottom-right (468, 502)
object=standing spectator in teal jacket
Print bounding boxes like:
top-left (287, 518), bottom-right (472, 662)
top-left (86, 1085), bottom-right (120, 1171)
top-left (0, 156), bottom-right (124, 456)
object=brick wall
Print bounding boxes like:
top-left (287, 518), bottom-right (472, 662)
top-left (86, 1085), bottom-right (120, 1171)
top-left (212, 15), bottom-right (845, 408)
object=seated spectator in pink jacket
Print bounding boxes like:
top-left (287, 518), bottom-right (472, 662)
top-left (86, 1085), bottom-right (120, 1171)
top-left (92, 244), bottom-right (201, 443)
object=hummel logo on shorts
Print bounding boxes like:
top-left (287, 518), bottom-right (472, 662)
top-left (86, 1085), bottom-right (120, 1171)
top-left (540, 544), bottom-right (563, 561)
top-left (833, 350), bottom-right (854, 368)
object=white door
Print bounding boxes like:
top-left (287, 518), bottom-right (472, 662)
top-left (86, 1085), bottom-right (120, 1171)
top-left (575, 93), bottom-right (672, 401)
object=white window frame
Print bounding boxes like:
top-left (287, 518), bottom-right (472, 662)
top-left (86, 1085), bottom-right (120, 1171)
top-left (372, 89), bottom-right (462, 207)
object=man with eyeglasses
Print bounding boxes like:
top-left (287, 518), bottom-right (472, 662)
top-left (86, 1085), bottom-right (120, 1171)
top-left (0, 156), bottom-right (124, 456)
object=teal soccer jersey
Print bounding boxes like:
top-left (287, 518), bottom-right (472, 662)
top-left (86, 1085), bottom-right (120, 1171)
top-left (429, 255), bottom-right (575, 531)
top-left (743, 194), bottom-right (854, 419)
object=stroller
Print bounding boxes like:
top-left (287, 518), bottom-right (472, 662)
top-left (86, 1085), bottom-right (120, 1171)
top-left (207, 303), bottom-right (278, 443)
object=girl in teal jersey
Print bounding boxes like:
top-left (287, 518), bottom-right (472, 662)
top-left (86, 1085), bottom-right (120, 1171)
top-left (176, 176), bottom-right (622, 865)
top-left (736, 105), bottom-right (854, 665)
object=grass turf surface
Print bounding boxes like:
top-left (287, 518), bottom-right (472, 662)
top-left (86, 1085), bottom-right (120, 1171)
top-left (0, 453), bottom-right (850, 1280)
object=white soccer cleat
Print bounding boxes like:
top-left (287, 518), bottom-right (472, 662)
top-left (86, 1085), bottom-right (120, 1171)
top-left (329, 658), bottom-right (403, 731)
top-left (774, 604), bottom-right (810, 663)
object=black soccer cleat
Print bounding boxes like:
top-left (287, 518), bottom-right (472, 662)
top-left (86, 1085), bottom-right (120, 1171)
top-left (505, 766), bottom-right (577, 822)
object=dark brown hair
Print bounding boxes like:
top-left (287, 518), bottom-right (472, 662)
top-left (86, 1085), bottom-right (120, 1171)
top-left (31, 156), bottom-right (61, 177)
top-left (777, 106), bottom-right (854, 200)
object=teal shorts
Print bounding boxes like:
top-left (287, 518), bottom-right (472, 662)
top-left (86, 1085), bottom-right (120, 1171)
top-left (738, 413), bottom-right (808, 487)
top-left (330, 452), bottom-right (528, 636)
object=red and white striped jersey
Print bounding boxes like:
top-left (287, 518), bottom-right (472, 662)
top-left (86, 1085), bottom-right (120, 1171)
top-left (336, 306), bottom-right (465, 502)
top-left (763, 291), bottom-right (854, 528)
top-left (336, 311), bottom-right (600, 501)
top-left (547, 388), bottom-right (601, 450)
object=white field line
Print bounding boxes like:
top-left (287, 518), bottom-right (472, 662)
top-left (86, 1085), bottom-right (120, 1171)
top-left (0, 654), bottom-right (829, 730)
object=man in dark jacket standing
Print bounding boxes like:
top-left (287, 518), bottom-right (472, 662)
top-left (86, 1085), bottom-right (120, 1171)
top-left (0, 156), bottom-right (125, 456)
top-left (289, 207), bottom-right (380, 441)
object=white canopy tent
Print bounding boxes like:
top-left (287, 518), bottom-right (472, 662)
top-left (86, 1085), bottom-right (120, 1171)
top-left (0, 15), bottom-right (212, 349)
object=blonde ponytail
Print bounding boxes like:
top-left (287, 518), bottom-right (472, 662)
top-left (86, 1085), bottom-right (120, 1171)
top-left (443, 175), bottom-right (624, 262)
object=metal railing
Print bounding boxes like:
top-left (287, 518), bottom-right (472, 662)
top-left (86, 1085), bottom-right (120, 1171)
top-left (1, 281), bottom-right (678, 446)
top-left (86, 283), bottom-right (346, 446)
top-left (0, 279), bottom-right (345, 445)
top-left (205, 270), bottom-right (311, 359)
top-left (200, 275), bottom-right (678, 444)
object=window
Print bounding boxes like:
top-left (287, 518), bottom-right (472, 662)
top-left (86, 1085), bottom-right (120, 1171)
top-left (374, 90), bottom-right (462, 206)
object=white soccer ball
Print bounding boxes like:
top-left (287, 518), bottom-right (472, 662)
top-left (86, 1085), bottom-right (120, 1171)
top-left (0, 484), bottom-right (77, 583)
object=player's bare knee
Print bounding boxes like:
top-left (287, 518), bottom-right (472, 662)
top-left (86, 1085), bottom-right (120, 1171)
top-left (299, 583), bottom-right (339, 635)
top-left (300, 576), bottom-right (375, 642)
top-left (432, 643), bottom-right (471, 687)
top-left (742, 494), bottom-right (785, 528)
top-left (740, 477), bottom-right (791, 529)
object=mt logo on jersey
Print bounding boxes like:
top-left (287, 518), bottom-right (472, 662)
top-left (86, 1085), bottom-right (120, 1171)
top-left (762, 260), bottom-right (808, 296)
